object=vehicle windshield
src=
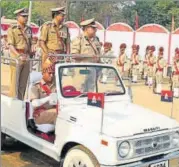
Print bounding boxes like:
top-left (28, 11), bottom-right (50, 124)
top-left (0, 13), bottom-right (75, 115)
top-left (59, 65), bottom-right (125, 98)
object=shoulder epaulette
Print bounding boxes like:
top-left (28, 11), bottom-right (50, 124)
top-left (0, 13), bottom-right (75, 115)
top-left (43, 21), bottom-right (52, 26)
top-left (11, 25), bottom-right (18, 29)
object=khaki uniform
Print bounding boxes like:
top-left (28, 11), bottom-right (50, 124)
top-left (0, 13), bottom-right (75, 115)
top-left (1, 37), bottom-right (10, 64)
top-left (117, 53), bottom-right (127, 76)
top-left (101, 50), bottom-right (114, 64)
top-left (7, 24), bottom-right (32, 100)
top-left (71, 34), bottom-right (101, 63)
top-left (30, 79), bottom-right (57, 124)
top-left (143, 54), bottom-right (149, 78)
top-left (147, 55), bottom-right (156, 77)
top-left (155, 57), bottom-right (166, 84)
top-left (131, 54), bottom-right (140, 81)
top-left (172, 60), bottom-right (179, 88)
top-left (101, 50), bottom-right (115, 83)
top-left (39, 21), bottom-right (70, 64)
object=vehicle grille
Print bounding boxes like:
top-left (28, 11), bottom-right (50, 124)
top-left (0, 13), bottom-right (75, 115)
top-left (134, 133), bottom-right (171, 157)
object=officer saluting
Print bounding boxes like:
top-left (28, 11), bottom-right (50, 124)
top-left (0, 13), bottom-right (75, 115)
top-left (71, 18), bottom-right (101, 62)
top-left (39, 7), bottom-right (70, 65)
top-left (7, 8), bottom-right (32, 100)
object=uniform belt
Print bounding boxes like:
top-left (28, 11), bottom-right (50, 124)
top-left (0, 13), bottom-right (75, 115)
top-left (149, 64), bottom-right (154, 67)
top-left (16, 49), bottom-right (26, 54)
top-left (55, 50), bottom-right (65, 54)
top-left (157, 68), bottom-right (163, 72)
top-left (48, 50), bottom-right (65, 54)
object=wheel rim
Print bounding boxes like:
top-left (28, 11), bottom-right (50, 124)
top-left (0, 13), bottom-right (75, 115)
top-left (63, 149), bottom-right (96, 167)
top-left (68, 159), bottom-right (87, 167)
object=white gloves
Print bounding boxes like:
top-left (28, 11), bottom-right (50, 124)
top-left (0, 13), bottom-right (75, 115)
top-left (49, 93), bottom-right (58, 105)
top-left (31, 93), bottom-right (57, 108)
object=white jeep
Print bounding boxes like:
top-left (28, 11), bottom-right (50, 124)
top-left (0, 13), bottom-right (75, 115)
top-left (1, 59), bottom-right (179, 167)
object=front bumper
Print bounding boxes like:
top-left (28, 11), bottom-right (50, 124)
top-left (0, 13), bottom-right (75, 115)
top-left (101, 151), bottom-right (179, 167)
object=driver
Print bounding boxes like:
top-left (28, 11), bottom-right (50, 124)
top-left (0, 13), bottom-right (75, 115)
top-left (30, 58), bottom-right (57, 125)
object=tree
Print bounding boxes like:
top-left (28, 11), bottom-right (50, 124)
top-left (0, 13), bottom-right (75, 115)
top-left (122, 0), bottom-right (179, 30)
top-left (1, 0), bottom-right (67, 25)
top-left (1, 0), bottom-right (29, 20)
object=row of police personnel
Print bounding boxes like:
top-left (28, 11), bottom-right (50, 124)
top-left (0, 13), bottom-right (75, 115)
top-left (101, 42), bottom-right (179, 95)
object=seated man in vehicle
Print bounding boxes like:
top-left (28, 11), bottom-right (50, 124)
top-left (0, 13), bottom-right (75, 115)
top-left (30, 58), bottom-right (57, 125)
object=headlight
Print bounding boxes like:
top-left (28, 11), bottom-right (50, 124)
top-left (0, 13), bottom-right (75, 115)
top-left (172, 132), bottom-right (179, 147)
top-left (118, 141), bottom-right (131, 158)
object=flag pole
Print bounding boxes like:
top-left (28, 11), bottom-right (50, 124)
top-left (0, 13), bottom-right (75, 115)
top-left (170, 15), bottom-right (175, 118)
top-left (100, 108), bottom-right (104, 134)
top-left (100, 93), bottom-right (105, 134)
top-left (170, 97), bottom-right (174, 118)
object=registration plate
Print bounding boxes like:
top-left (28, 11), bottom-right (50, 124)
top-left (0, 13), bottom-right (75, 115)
top-left (150, 161), bottom-right (169, 167)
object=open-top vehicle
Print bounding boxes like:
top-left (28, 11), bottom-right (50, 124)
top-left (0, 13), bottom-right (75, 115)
top-left (1, 56), bottom-right (179, 167)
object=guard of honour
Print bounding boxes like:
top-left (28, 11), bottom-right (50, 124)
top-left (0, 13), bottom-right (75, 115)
top-left (1, 7), bottom-right (179, 117)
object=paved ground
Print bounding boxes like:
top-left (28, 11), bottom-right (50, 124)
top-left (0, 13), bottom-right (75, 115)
top-left (1, 65), bottom-right (179, 167)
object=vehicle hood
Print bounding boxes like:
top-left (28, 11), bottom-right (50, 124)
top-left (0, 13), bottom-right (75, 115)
top-left (61, 101), bottom-right (179, 137)
top-left (101, 102), bottom-right (179, 137)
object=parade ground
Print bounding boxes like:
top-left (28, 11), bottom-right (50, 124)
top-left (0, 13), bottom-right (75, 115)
top-left (1, 64), bottom-right (179, 167)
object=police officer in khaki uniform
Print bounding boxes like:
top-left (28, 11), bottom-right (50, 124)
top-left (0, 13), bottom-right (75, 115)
top-left (117, 43), bottom-right (127, 77)
top-left (1, 34), bottom-right (10, 64)
top-left (7, 8), bottom-right (32, 100)
top-left (71, 18), bottom-right (101, 62)
top-left (101, 42), bottom-right (114, 64)
top-left (131, 45), bottom-right (140, 83)
top-left (172, 49), bottom-right (179, 97)
top-left (143, 46), bottom-right (150, 81)
top-left (71, 18), bottom-right (101, 91)
top-left (173, 48), bottom-right (179, 63)
top-left (30, 58), bottom-right (57, 124)
top-left (100, 42), bottom-right (115, 83)
top-left (147, 46), bottom-right (156, 86)
top-left (39, 7), bottom-right (70, 66)
top-left (154, 47), bottom-right (166, 94)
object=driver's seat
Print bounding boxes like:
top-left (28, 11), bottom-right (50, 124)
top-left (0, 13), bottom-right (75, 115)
top-left (27, 71), bottom-right (55, 133)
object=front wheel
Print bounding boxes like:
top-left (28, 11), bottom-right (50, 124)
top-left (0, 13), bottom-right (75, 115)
top-left (63, 145), bottom-right (100, 167)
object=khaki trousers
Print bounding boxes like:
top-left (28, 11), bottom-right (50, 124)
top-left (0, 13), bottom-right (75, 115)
top-left (156, 71), bottom-right (163, 84)
top-left (148, 66), bottom-right (154, 77)
top-left (118, 66), bottom-right (124, 77)
top-left (41, 52), bottom-right (47, 68)
top-left (9, 61), bottom-right (30, 100)
top-left (132, 65), bottom-right (139, 76)
top-left (35, 108), bottom-right (57, 125)
top-left (172, 75), bottom-right (179, 88)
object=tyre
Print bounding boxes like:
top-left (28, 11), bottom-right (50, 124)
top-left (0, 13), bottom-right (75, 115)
top-left (1, 132), bottom-right (6, 149)
top-left (63, 145), bottom-right (100, 167)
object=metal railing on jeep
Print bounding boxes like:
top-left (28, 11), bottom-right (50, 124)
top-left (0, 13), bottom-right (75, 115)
top-left (1, 54), bottom-right (120, 99)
